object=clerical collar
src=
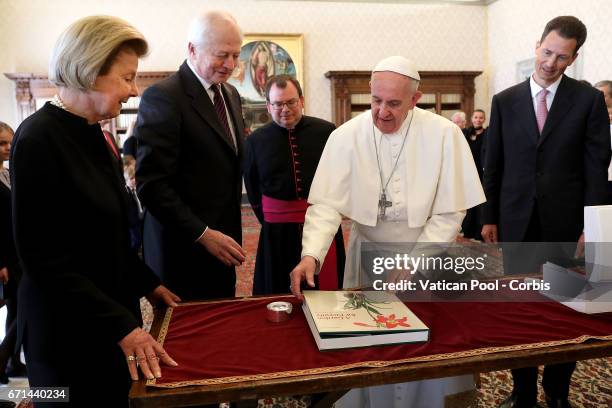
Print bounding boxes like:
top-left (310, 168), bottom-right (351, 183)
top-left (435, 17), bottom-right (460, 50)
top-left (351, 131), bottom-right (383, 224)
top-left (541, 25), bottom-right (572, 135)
top-left (273, 116), bottom-right (305, 131)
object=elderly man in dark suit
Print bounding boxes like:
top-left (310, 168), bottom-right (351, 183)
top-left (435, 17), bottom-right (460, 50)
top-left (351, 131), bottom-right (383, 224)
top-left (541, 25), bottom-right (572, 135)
top-left (136, 10), bottom-right (246, 301)
top-left (482, 16), bottom-right (611, 408)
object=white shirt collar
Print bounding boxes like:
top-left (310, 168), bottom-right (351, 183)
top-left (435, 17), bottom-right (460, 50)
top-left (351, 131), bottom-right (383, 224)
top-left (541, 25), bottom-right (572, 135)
top-left (186, 58), bottom-right (215, 91)
top-left (530, 73), bottom-right (562, 99)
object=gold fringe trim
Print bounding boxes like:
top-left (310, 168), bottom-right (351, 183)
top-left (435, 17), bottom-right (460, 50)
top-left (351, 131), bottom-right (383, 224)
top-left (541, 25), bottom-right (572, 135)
top-left (157, 307), bottom-right (174, 344)
top-left (146, 307), bottom-right (174, 386)
top-left (172, 295), bottom-right (294, 307)
top-left (149, 333), bottom-right (612, 388)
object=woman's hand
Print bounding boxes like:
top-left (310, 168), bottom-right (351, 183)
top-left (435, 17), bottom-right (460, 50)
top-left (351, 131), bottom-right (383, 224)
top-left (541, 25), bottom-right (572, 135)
top-left (119, 327), bottom-right (178, 380)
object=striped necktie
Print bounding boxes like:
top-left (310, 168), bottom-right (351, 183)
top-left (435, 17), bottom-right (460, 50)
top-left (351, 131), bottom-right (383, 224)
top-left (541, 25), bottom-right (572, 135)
top-left (211, 84), bottom-right (236, 152)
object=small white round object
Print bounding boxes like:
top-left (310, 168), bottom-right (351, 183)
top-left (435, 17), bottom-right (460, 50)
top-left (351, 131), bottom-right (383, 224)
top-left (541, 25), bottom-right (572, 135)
top-left (266, 301), bottom-right (293, 322)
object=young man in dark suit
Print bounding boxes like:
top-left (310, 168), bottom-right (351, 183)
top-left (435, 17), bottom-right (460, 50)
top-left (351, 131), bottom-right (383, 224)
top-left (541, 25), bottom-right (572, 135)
top-left (136, 11), bottom-right (246, 301)
top-left (482, 16), bottom-right (611, 408)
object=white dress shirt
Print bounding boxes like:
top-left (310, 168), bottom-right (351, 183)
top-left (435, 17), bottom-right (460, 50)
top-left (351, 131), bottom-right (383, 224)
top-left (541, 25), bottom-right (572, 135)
top-left (530, 73), bottom-right (562, 113)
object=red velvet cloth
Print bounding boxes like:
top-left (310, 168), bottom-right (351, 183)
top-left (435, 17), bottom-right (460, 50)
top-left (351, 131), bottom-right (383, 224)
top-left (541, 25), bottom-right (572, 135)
top-left (150, 295), bottom-right (612, 388)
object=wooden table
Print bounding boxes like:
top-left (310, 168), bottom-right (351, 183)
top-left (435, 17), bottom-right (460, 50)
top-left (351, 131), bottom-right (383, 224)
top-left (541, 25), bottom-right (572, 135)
top-left (129, 301), bottom-right (612, 408)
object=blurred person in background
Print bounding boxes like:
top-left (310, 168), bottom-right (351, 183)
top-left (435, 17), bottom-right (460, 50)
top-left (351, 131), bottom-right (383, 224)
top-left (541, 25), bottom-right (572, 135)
top-left (0, 121), bottom-right (26, 385)
top-left (594, 80), bottom-right (612, 183)
top-left (594, 80), bottom-right (612, 124)
top-left (450, 111), bottom-right (466, 129)
top-left (461, 109), bottom-right (487, 240)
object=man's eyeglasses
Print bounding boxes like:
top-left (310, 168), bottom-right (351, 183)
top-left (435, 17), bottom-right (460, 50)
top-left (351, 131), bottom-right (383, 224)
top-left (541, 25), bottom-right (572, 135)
top-left (268, 99), bottom-right (299, 110)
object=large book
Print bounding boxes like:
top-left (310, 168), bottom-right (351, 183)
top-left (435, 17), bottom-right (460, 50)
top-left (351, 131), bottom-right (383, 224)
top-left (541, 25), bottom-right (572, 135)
top-left (302, 290), bottom-right (429, 351)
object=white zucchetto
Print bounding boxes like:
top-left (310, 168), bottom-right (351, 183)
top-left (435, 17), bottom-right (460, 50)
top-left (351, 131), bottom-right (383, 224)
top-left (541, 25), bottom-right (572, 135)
top-left (372, 56), bottom-right (420, 81)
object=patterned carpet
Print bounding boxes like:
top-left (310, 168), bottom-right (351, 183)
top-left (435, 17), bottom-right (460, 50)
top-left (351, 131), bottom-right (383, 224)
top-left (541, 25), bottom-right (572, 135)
top-left (141, 206), bottom-right (612, 408)
top-left (476, 363), bottom-right (612, 407)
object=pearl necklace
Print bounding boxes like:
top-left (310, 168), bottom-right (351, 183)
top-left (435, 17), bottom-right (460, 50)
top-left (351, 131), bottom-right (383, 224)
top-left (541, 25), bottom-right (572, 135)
top-left (50, 94), bottom-right (68, 111)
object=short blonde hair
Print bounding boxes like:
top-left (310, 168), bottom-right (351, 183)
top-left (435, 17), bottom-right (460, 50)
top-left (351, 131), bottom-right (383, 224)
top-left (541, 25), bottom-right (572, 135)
top-left (0, 121), bottom-right (14, 136)
top-left (49, 15), bottom-right (148, 90)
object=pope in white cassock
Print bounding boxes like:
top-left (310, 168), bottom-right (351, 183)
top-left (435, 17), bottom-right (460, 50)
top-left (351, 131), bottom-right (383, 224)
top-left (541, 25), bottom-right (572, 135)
top-left (290, 56), bottom-right (486, 408)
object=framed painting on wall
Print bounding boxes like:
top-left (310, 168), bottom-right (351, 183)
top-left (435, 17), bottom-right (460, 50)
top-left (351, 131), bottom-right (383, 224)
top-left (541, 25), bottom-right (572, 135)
top-left (516, 57), bottom-right (535, 83)
top-left (228, 33), bottom-right (304, 134)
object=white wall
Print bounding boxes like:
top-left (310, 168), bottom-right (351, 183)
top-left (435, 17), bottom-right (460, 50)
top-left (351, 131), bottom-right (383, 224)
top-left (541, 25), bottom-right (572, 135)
top-left (487, 0), bottom-right (612, 99)
top-left (0, 0), bottom-right (487, 129)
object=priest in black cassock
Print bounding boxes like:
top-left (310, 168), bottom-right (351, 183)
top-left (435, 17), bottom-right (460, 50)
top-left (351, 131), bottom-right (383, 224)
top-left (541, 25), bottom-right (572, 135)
top-left (244, 75), bottom-right (345, 295)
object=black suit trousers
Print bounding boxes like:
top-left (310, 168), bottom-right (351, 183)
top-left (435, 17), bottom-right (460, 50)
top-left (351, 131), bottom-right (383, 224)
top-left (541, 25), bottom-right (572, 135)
top-left (506, 205), bottom-right (576, 403)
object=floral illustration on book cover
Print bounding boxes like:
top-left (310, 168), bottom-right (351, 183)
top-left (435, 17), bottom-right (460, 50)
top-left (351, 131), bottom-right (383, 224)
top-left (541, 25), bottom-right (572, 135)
top-left (344, 292), bottom-right (411, 329)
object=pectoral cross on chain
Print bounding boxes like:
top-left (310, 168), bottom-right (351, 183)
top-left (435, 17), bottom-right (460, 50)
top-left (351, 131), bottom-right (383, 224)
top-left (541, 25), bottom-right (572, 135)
top-left (378, 191), bottom-right (392, 221)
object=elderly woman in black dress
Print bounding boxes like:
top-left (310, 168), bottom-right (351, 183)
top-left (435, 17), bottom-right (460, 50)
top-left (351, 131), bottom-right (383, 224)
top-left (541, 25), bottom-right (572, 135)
top-left (11, 16), bottom-right (180, 407)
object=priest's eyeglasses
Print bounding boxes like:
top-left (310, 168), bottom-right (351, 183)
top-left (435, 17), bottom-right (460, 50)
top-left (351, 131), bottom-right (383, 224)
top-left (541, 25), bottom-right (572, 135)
top-left (269, 99), bottom-right (299, 110)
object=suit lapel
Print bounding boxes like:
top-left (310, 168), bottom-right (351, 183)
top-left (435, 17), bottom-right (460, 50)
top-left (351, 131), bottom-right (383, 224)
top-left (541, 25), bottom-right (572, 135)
top-left (511, 80), bottom-right (540, 146)
top-left (179, 62), bottom-right (238, 153)
top-left (538, 75), bottom-right (574, 146)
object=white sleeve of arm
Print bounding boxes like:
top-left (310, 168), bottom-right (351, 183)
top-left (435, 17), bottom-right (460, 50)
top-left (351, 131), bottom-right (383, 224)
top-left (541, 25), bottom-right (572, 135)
top-left (410, 211), bottom-right (466, 274)
top-left (301, 203), bottom-right (343, 274)
top-left (417, 211), bottom-right (465, 243)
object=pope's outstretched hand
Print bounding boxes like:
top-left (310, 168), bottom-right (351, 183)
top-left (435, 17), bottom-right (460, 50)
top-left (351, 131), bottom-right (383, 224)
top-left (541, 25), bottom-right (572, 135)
top-left (290, 256), bottom-right (317, 300)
